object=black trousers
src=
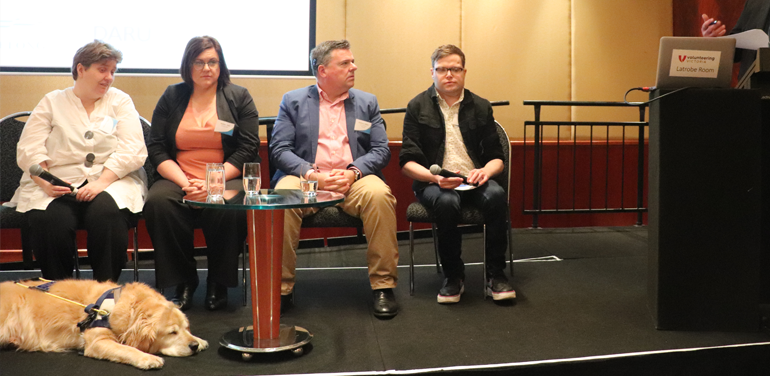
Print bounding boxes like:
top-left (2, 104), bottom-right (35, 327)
top-left (416, 180), bottom-right (509, 280)
top-left (143, 179), bottom-right (246, 289)
top-left (25, 192), bottom-right (133, 282)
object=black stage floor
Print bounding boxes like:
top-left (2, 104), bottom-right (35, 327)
top-left (2, 227), bottom-right (769, 376)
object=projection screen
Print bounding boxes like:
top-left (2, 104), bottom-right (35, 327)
top-left (0, 0), bottom-right (316, 76)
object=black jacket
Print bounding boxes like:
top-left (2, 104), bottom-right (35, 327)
top-left (148, 82), bottom-right (260, 181)
top-left (399, 85), bottom-right (504, 192)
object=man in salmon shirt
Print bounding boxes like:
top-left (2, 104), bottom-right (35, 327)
top-left (270, 40), bottom-right (399, 319)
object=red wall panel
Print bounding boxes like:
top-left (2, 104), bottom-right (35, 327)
top-left (1, 140), bottom-right (650, 252)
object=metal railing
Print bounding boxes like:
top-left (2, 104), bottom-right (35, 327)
top-left (262, 100), bottom-right (510, 185)
top-left (258, 100), bottom-right (511, 126)
top-left (523, 101), bottom-right (648, 228)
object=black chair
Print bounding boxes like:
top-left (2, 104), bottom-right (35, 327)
top-left (132, 116), bottom-right (153, 281)
top-left (0, 112), bottom-right (35, 269)
top-left (406, 121), bottom-right (514, 296)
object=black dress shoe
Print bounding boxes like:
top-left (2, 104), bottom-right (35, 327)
top-left (205, 281), bottom-right (228, 311)
top-left (372, 288), bottom-right (399, 319)
top-left (280, 291), bottom-right (294, 315)
top-left (172, 282), bottom-right (197, 311)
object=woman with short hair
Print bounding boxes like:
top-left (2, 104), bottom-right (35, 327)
top-left (13, 40), bottom-right (148, 282)
top-left (144, 36), bottom-right (259, 311)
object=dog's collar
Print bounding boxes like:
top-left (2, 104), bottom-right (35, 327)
top-left (78, 287), bottom-right (122, 332)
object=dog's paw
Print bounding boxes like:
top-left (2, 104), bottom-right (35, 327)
top-left (133, 353), bottom-right (164, 370)
top-left (198, 338), bottom-right (209, 351)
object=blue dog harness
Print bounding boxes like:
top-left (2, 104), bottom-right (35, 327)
top-left (14, 278), bottom-right (122, 333)
top-left (77, 287), bottom-right (122, 332)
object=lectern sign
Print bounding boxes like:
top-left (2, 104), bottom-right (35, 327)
top-left (669, 49), bottom-right (721, 78)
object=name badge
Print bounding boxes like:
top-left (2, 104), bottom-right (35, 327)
top-left (97, 116), bottom-right (117, 135)
top-left (215, 119), bottom-right (235, 136)
top-left (354, 119), bottom-right (371, 134)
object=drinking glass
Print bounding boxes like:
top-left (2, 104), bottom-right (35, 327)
top-left (206, 163), bottom-right (225, 198)
top-left (206, 195), bottom-right (225, 204)
top-left (299, 163), bottom-right (318, 197)
top-left (243, 162), bottom-right (261, 195)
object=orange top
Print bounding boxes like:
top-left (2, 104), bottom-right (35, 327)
top-left (175, 100), bottom-right (224, 180)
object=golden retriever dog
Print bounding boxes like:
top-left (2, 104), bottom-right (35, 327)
top-left (0, 279), bottom-right (208, 370)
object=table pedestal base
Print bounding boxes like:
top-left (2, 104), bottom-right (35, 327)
top-left (220, 324), bottom-right (312, 358)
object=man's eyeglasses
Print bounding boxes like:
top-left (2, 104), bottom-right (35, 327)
top-left (193, 60), bottom-right (219, 70)
top-left (434, 67), bottom-right (464, 75)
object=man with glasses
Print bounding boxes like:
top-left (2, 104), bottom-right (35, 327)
top-left (400, 44), bottom-right (516, 304)
top-left (270, 40), bottom-right (399, 318)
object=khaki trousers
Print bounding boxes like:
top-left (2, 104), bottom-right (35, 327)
top-left (275, 175), bottom-right (399, 294)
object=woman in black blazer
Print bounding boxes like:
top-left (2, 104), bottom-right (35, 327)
top-left (144, 36), bottom-right (259, 311)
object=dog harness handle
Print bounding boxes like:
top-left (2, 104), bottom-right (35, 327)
top-left (79, 287), bottom-right (121, 332)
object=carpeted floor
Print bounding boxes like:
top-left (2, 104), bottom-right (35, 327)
top-left (1, 227), bottom-right (768, 376)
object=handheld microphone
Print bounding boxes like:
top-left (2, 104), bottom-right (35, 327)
top-left (429, 164), bottom-right (478, 186)
top-left (29, 165), bottom-right (77, 193)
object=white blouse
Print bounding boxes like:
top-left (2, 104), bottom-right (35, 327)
top-left (10, 87), bottom-right (148, 213)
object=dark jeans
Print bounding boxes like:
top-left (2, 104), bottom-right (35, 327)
top-left (416, 180), bottom-right (508, 280)
top-left (25, 192), bottom-right (133, 282)
top-left (143, 179), bottom-right (246, 289)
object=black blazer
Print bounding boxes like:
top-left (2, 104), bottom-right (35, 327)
top-left (148, 82), bottom-right (260, 181)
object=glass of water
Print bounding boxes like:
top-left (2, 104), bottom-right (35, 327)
top-left (206, 163), bottom-right (225, 198)
top-left (299, 163), bottom-right (318, 197)
top-left (242, 162), bottom-right (261, 195)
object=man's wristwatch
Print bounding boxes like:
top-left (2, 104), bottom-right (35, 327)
top-left (349, 168), bottom-right (361, 181)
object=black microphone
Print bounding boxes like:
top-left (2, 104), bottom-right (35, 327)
top-left (29, 165), bottom-right (77, 193)
top-left (429, 164), bottom-right (478, 186)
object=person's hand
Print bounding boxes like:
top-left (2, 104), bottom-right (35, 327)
top-left (323, 169), bottom-right (353, 194)
top-left (76, 180), bottom-right (109, 202)
top-left (467, 168), bottom-right (490, 186)
top-left (187, 178), bottom-right (206, 191)
top-left (32, 175), bottom-right (73, 199)
top-left (435, 170), bottom-right (464, 190)
top-left (701, 14), bottom-right (726, 37)
top-left (182, 179), bottom-right (207, 201)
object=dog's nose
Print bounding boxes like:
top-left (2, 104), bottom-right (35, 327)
top-left (189, 342), bottom-right (199, 352)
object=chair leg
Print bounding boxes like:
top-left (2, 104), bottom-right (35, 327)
top-left (21, 222), bottom-right (34, 270)
top-left (507, 212), bottom-right (514, 277)
top-left (74, 249), bottom-right (80, 279)
top-left (482, 224), bottom-right (487, 298)
top-left (431, 224), bottom-right (441, 274)
top-left (409, 222), bottom-right (415, 296)
top-left (133, 226), bottom-right (139, 282)
top-left (242, 240), bottom-right (248, 307)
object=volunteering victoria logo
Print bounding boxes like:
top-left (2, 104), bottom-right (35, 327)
top-left (678, 54), bottom-right (716, 63)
